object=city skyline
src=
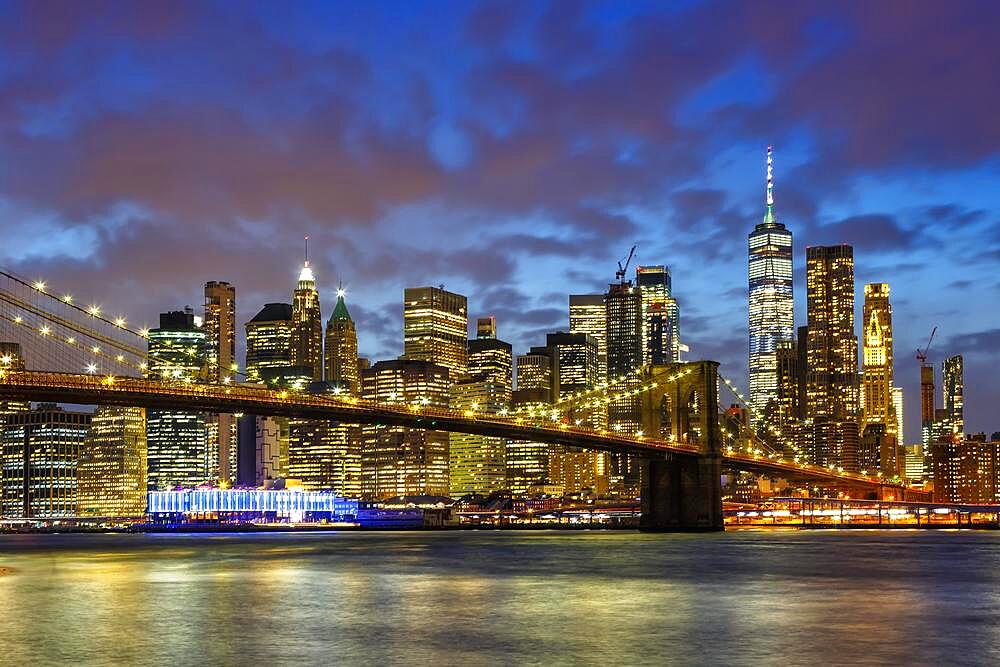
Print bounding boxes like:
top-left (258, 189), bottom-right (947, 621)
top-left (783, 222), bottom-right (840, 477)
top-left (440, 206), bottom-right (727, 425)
top-left (0, 1), bottom-right (997, 441)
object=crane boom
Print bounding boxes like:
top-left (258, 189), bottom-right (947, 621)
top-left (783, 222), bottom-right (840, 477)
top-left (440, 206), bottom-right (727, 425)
top-left (616, 244), bottom-right (637, 284)
top-left (916, 326), bottom-right (937, 364)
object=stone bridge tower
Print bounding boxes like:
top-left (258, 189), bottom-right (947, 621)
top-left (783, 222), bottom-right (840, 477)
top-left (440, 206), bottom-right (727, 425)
top-left (638, 360), bottom-right (723, 531)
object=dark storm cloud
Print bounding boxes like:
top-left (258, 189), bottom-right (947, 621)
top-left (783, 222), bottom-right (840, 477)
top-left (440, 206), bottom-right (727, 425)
top-left (944, 329), bottom-right (1000, 359)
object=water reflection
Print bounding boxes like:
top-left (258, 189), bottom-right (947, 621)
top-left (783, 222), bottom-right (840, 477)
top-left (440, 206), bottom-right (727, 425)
top-left (1, 531), bottom-right (999, 665)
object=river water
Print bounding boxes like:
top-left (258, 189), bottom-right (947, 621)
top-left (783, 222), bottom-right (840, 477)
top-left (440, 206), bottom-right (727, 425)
top-left (1, 530), bottom-right (998, 666)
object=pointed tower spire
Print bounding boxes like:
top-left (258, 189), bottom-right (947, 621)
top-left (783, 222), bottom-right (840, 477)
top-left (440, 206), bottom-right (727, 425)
top-left (298, 234), bottom-right (315, 283)
top-left (762, 145), bottom-right (776, 225)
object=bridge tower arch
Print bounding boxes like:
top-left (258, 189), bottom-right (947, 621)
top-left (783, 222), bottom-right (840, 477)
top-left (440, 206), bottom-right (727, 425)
top-left (638, 360), bottom-right (723, 531)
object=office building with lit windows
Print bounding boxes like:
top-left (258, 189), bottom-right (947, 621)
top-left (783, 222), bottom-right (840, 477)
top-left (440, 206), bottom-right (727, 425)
top-left (636, 265), bottom-right (680, 365)
top-left (402, 286), bottom-right (468, 378)
top-left (862, 283), bottom-right (895, 437)
top-left (569, 294), bottom-right (607, 380)
top-left (360, 359), bottom-right (451, 500)
top-left (804, 245), bottom-right (859, 470)
top-left (605, 280), bottom-right (643, 492)
top-left (204, 281), bottom-right (237, 483)
top-left (449, 377), bottom-right (507, 497)
top-left (245, 303), bottom-right (294, 383)
top-left (146, 309), bottom-right (209, 490)
top-left (324, 289), bottom-right (361, 395)
top-left (468, 336), bottom-right (513, 399)
top-left (0, 342), bottom-right (29, 420)
top-left (291, 256), bottom-right (323, 381)
top-left (748, 146), bottom-right (794, 416)
top-left (1, 405), bottom-right (91, 517)
top-left (77, 406), bottom-right (147, 517)
top-left (942, 355), bottom-right (964, 436)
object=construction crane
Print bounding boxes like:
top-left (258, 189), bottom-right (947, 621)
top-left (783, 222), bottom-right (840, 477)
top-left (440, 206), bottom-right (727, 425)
top-left (615, 244), bottom-right (637, 284)
top-left (915, 326), bottom-right (937, 364)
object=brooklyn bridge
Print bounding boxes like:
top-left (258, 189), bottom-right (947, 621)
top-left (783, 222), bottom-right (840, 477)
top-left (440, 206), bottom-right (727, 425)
top-left (0, 268), bottom-right (924, 530)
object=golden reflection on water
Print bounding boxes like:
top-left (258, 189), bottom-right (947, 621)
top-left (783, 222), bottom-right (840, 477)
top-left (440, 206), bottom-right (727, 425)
top-left (1, 531), bottom-right (999, 665)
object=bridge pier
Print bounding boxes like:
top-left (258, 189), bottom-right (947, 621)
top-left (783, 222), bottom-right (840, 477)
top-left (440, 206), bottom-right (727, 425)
top-left (639, 454), bottom-right (723, 531)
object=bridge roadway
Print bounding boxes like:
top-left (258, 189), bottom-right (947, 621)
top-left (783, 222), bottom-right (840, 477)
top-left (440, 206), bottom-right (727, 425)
top-left (0, 370), bottom-right (901, 494)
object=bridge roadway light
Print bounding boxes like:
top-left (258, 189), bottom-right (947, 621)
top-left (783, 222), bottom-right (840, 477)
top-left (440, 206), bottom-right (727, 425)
top-left (86, 363), bottom-right (97, 374)
top-left (33, 280), bottom-right (46, 291)
top-left (0, 355), bottom-right (10, 365)
top-left (13, 315), bottom-right (22, 324)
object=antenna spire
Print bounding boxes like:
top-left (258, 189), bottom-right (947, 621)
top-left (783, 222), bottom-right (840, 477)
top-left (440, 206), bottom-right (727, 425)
top-left (304, 234), bottom-right (310, 266)
top-left (766, 145), bottom-right (774, 208)
top-left (763, 145), bottom-right (776, 225)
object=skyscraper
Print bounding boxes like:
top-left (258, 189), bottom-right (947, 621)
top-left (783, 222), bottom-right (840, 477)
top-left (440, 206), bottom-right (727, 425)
top-left (569, 294), bottom-right (607, 379)
top-left (748, 146), bottom-right (794, 415)
top-left (291, 244), bottom-right (323, 381)
top-left (324, 288), bottom-right (360, 395)
top-left (204, 281), bottom-right (236, 483)
top-left (402, 286), bottom-right (468, 378)
top-left (468, 337), bottom-right (513, 399)
top-left (449, 377), bottom-right (507, 497)
top-left (805, 245), bottom-right (859, 422)
top-left (146, 309), bottom-right (208, 490)
top-left (77, 406), bottom-right (147, 517)
top-left (245, 303), bottom-right (293, 383)
top-left (244, 303), bottom-right (293, 486)
top-left (508, 350), bottom-right (556, 496)
top-left (605, 280), bottom-right (643, 492)
top-left (804, 245), bottom-right (859, 470)
top-left (476, 316), bottom-right (497, 339)
top-left (862, 283), bottom-right (895, 440)
top-left (361, 359), bottom-right (451, 499)
top-left (636, 265), bottom-right (680, 365)
top-left (1, 405), bottom-right (91, 517)
top-left (942, 355), bottom-right (964, 436)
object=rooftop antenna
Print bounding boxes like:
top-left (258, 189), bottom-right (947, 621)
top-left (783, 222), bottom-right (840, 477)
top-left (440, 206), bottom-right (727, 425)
top-left (304, 234), bottom-right (310, 267)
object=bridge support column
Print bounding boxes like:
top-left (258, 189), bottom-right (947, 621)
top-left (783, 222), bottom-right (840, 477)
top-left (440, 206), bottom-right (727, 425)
top-left (639, 453), bottom-right (723, 532)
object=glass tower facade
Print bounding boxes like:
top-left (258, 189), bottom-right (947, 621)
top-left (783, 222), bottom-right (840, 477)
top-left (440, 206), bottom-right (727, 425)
top-left (204, 280), bottom-right (236, 483)
top-left (748, 146), bottom-right (794, 415)
top-left (636, 265), bottom-right (680, 365)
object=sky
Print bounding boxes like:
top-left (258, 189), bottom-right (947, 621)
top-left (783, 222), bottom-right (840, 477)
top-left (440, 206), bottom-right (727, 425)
top-left (0, 0), bottom-right (998, 440)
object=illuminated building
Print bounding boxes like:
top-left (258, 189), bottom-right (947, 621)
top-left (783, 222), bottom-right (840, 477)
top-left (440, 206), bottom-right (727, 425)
top-left (508, 352), bottom-right (556, 496)
top-left (636, 265), bottom-right (680, 365)
top-left (862, 284), bottom-right (895, 450)
top-left (859, 423), bottom-right (899, 478)
top-left (204, 281), bottom-right (237, 483)
top-left (920, 364), bottom-right (935, 451)
top-left (805, 244), bottom-right (859, 422)
top-left (468, 337), bottom-right (513, 399)
top-left (569, 294), bottom-right (607, 379)
top-left (1, 405), bottom-right (91, 517)
top-left (449, 378), bottom-right (507, 497)
top-left (893, 386), bottom-right (905, 447)
top-left (147, 488), bottom-right (358, 523)
top-left (287, 418), bottom-right (361, 498)
top-left (605, 280), bottom-right (643, 492)
top-left (77, 406), bottom-right (147, 517)
top-left (476, 316), bottom-right (496, 339)
top-left (244, 304), bottom-right (293, 486)
top-left (804, 245), bottom-right (858, 470)
top-left (245, 303), bottom-right (293, 383)
top-left (402, 286), bottom-right (468, 378)
top-left (324, 288), bottom-right (360, 395)
top-left (291, 248), bottom-right (323, 381)
top-left (360, 359), bottom-right (450, 500)
top-left (748, 146), bottom-right (794, 416)
top-left (0, 342), bottom-right (29, 420)
top-left (903, 444), bottom-right (926, 484)
top-left (545, 332), bottom-right (600, 399)
top-left (942, 355), bottom-right (964, 436)
top-left (773, 340), bottom-right (802, 432)
top-left (147, 309), bottom-right (208, 490)
top-left (932, 435), bottom-right (999, 503)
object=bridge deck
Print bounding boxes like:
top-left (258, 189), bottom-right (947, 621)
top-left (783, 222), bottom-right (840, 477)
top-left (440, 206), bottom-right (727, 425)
top-left (0, 370), bottom-right (906, 494)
